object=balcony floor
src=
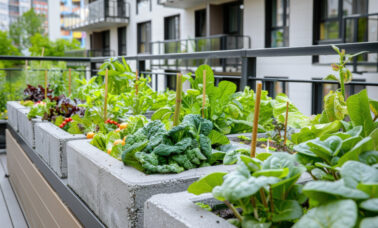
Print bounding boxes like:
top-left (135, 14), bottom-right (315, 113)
top-left (0, 152), bottom-right (28, 228)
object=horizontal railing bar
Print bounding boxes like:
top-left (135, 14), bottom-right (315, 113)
top-left (0, 56), bottom-right (91, 62)
top-left (91, 42), bottom-right (378, 62)
top-left (0, 68), bottom-right (88, 72)
top-left (247, 77), bottom-right (378, 86)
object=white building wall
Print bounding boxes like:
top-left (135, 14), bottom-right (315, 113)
top-left (80, 0), bottom-right (377, 115)
top-left (48, 0), bottom-right (61, 41)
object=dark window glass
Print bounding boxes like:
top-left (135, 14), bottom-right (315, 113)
top-left (266, 0), bottom-right (289, 47)
top-left (224, 2), bottom-right (243, 35)
top-left (102, 30), bottom-right (110, 55)
top-left (195, 9), bottom-right (206, 37)
top-left (137, 21), bottom-right (151, 53)
top-left (263, 77), bottom-right (288, 98)
top-left (315, 0), bottom-right (368, 42)
top-left (118, 26), bottom-right (126, 56)
top-left (164, 15), bottom-right (180, 40)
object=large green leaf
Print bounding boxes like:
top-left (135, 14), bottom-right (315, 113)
top-left (293, 200), bottom-right (357, 228)
top-left (340, 161), bottom-right (378, 189)
top-left (272, 200), bottom-right (303, 222)
top-left (347, 89), bottom-right (374, 137)
top-left (360, 198), bottom-right (378, 212)
top-left (360, 217), bottom-right (378, 228)
top-left (319, 91), bottom-right (347, 123)
top-left (187, 172), bottom-right (227, 195)
top-left (338, 136), bottom-right (374, 166)
top-left (253, 168), bottom-right (289, 178)
top-left (292, 120), bottom-right (342, 144)
top-left (359, 151), bottom-right (378, 166)
top-left (212, 163), bottom-right (279, 202)
top-left (241, 216), bottom-right (271, 228)
top-left (357, 183), bottom-right (378, 198)
top-left (208, 130), bottom-right (229, 145)
top-left (303, 180), bottom-right (369, 203)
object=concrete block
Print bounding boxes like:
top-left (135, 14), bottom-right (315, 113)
top-left (67, 140), bottom-right (235, 228)
top-left (144, 192), bottom-right (234, 228)
top-left (17, 108), bottom-right (41, 148)
top-left (144, 173), bottom-right (313, 228)
top-left (6, 101), bottom-right (26, 132)
top-left (35, 122), bottom-right (86, 178)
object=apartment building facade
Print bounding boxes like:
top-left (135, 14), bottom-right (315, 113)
top-left (67, 0), bottom-right (378, 115)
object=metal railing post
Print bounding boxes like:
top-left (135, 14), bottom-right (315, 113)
top-left (241, 56), bottom-right (256, 90)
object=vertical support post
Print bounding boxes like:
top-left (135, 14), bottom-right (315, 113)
top-left (241, 57), bottom-right (256, 91)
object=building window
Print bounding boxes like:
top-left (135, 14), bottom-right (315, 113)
top-left (263, 77), bottom-right (288, 98)
top-left (136, 0), bottom-right (150, 14)
top-left (311, 78), bottom-right (365, 114)
top-left (102, 30), bottom-right (110, 56)
top-left (224, 2), bottom-right (243, 35)
top-left (314, 0), bottom-right (368, 43)
top-left (164, 15), bottom-right (180, 40)
top-left (137, 21), bottom-right (151, 53)
top-left (195, 9), bottom-right (206, 37)
top-left (266, 0), bottom-right (290, 47)
top-left (118, 26), bottom-right (126, 56)
top-left (165, 70), bottom-right (178, 91)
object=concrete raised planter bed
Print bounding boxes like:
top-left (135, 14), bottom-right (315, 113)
top-left (6, 101), bottom-right (26, 132)
top-left (226, 132), bottom-right (267, 142)
top-left (17, 107), bottom-right (41, 148)
top-left (35, 122), bottom-right (86, 178)
top-left (144, 173), bottom-right (312, 228)
top-left (67, 140), bottom-right (235, 228)
top-left (0, 120), bottom-right (6, 149)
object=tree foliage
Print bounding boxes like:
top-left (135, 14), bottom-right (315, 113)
top-left (29, 33), bottom-right (82, 57)
top-left (9, 9), bottom-right (44, 50)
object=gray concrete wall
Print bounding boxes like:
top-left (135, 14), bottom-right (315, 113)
top-left (6, 102), bottom-right (27, 132)
top-left (35, 122), bottom-right (86, 178)
top-left (16, 108), bottom-right (41, 149)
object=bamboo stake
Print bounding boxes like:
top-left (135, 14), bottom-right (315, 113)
top-left (68, 68), bottom-right (72, 96)
top-left (25, 60), bottom-right (28, 84)
top-left (39, 47), bottom-right (45, 68)
top-left (104, 69), bottom-right (109, 120)
top-left (284, 101), bottom-right (289, 145)
top-left (44, 70), bottom-right (48, 100)
top-left (173, 73), bottom-right (183, 126)
top-left (135, 69), bottom-right (139, 95)
top-left (202, 70), bottom-right (206, 118)
top-left (250, 83), bottom-right (262, 158)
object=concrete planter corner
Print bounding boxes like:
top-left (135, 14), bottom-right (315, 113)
top-left (67, 140), bottom-right (235, 228)
top-left (35, 122), bottom-right (86, 178)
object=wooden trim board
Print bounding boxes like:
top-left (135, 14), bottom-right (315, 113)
top-left (6, 130), bottom-right (82, 228)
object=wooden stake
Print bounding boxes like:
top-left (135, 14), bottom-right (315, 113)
top-left (135, 69), bottom-right (139, 95)
top-left (68, 68), bottom-right (72, 96)
top-left (173, 73), bottom-right (183, 126)
top-left (202, 70), bottom-right (206, 118)
top-left (104, 69), bottom-right (109, 120)
top-left (250, 83), bottom-right (262, 158)
top-left (25, 60), bottom-right (28, 83)
top-left (39, 47), bottom-right (45, 68)
top-left (44, 70), bottom-right (48, 100)
top-left (283, 101), bottom-right (289, 145)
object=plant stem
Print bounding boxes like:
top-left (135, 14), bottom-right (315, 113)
top-left (250, 197), bottom-right (259, 219)
top-left (173, 73), bottom-right (182, 126)
top-left (283, 101), bottom-right (289, 145)
top-left (339, 69), bottom-right (345, 99)
top-left (269, 186), bottom-right (274, 214)
top-left (224, 200), bottom-right (243, 222)
top-left (250, 83), bottom-right (262, 158)
top-left (308, 171), bottom-right (318, 180)
top-left (259, 189), bottom-right (268, 209)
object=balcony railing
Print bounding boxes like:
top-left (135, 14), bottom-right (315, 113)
top-left (150, 34), bottom-right (251, 69)
top-left (64, 49), bottom-right (115, 57)
top-left (65, 0), bottom-right (130, 31)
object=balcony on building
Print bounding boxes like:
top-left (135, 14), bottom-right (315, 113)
top-left (158, 0), bottom-right (229, 9)
top-left (66, 0), bottom-right (130, 31)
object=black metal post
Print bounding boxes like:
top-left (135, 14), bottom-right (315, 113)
top-left (241, 57), bottom-right (256, 90)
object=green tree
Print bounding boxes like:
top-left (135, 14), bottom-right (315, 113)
top-left (29, 33), bottom-right (82, 57)
top-left (0, 31), bottom-right (21, 67)
top-left (9, 9), bottom-right (44, 50)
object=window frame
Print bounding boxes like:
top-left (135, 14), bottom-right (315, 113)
top-left (164, 14), bottom-right (180, 40)
top-left (265, 0), bottom-right (290, 48)
top-left (137, 21), bottom-right (152, 54)
top-left (136, 0), bottom-right (151, 15)
top-left (118, 26), bottom-right (127, 56)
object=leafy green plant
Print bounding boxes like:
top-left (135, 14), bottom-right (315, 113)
top-left (188, 153), bottom-right (306, 227)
